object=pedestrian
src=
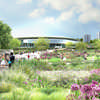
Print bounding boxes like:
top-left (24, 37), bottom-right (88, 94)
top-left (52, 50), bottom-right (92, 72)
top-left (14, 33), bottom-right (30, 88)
top-left (28, 53), bottom-right (30, 59)
top-left (0, 55), bottom-right (2, 64)
top-left (1, 54), bottom-right (6, 67)
top-left (10, 52), bottom-right (15, 64)
top-left (6, 55), bottom-right (11, 68)
top-left (84, 52), bottom-right (87, 60)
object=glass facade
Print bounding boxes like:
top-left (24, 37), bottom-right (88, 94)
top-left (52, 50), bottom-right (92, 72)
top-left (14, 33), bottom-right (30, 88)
top-left (20, 38), bottom-right (78, 48)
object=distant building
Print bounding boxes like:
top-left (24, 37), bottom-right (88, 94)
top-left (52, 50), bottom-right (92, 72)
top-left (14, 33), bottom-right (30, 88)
top-left (97, 32), bottom-right (100, 39)
top-left (83, 34), bottom-right (91, 42)
top-left (17, 36), bottom-right (79, 48)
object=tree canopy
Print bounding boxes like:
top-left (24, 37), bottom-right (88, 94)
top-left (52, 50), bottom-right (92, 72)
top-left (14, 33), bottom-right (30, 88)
top-left (9, 38), bottom-right (21, 49)
top-left (34, 37), bottom-right (50, 51)
top-left (0, 21), bottom-right (12, 49)
top-left (65, 42), bottom-right (74, 48)
top-left (94, 40), bottom-right (100, 50)
top-left (76, 42), bottom-right (87, 51)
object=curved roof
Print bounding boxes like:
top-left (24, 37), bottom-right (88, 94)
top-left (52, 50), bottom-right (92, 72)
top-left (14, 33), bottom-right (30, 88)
top-left (17, 36), bottom-right (79, 41)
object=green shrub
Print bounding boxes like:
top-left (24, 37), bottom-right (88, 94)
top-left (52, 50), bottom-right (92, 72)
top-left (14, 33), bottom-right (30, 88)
top-left (48, 91), bottom-right (69, 100)
top-left (29, 92), bottom-right (48, 100)
top-left (0, 82), bottom-right (12, 93)
top-left (48, 58), bottom-right (61, 63)
top-left (39, 88), bottom-right (62, 95)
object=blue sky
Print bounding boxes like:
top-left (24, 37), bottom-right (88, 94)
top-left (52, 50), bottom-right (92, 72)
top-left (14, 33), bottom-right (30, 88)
top-left (0, 0), bottom-right (100, 39)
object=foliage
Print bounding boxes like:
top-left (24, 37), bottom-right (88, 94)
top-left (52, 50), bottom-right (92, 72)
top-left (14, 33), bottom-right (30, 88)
top-left (34, 37), bottom-right (50, 51)
top-left (65, 42), bottom-right (74, 48)
top-left (0, 82), bottom-right (12, 93)
top-left (80, 38), bottom-right (83, 42)
top-left (0, 21), bottom-right (12, 49)
top-left (48, 58), bottom-right (61, 63)
top-left (94, 40), bottom-right (100, 50)
top-left (70, 80), bottom-right (100, 100)
top-left (76, 42), bottom-right (87, 51)
top-left (9, 38), bottom-right (21, 49)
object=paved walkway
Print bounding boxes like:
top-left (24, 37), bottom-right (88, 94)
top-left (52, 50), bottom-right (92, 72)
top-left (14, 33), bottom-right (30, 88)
top-left (0, 66), bottom-right (8, 71)
top-left (40, 70), bottom-right (91, 81)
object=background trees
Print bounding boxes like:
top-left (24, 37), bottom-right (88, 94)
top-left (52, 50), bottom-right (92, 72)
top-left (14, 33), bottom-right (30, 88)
top-left (0, 21), bottom-right (12, 49)
top-left (9, 38), bottom-right (21, 49)
top-left (34, 37), bottom-right (50, 51)
top-left (94, 40), bottom-right (100, 50)
top-left (76, 42), bottom-right (87, 51)
top-left (65, 42), bottom-right (74, 48)
top-left (0, 21), bottom-right (21, 49)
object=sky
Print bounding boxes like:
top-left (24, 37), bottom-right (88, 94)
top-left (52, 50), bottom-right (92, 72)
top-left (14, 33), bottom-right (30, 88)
top-left (0, 0), bottom-right (100, 39)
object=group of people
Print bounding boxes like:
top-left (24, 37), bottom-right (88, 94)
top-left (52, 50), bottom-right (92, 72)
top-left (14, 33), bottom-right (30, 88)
top-left (0, 52), bottom-right (15, 68)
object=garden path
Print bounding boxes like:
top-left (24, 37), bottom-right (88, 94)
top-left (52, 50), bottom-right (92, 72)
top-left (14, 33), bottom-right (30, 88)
top-left (40, 70), bottom-right (91, 81)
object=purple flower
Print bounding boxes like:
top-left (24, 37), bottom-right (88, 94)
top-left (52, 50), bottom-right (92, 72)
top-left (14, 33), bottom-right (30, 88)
top-left (84, 78), bottom-right (89, 81)
top-left (36, 71), bottom-right (41, 75)
top-left (34, 78), bottom-right (37, 81)
top-left (32, 84), bottom-right (33, 86)
top-left (90, 84), bottom-right (96, 87)
top-left (30, 80), bottom-right (34, 82)
top-left (80, 84), bottom-right (92, 94)
top-left (23, 81), bottom-right (28, 85)
top-left (92, 80), bottom-right (98, 85)
top-left (71, 84), bottom-right (79, 91)
top-left (39, 80), bottom-right (42, 82)
top-left (95, 87), bottom-right (100, 93)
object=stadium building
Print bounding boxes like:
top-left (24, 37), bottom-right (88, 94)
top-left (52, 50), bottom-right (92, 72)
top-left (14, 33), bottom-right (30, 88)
top-left (17, 36), bottom-right (79, 48)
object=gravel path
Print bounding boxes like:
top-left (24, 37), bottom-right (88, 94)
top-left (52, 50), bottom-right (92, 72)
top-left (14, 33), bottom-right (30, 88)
top-left (0, 66), bottom-right (8, 71)
top-left (40, 70), bottom-right (91, 81)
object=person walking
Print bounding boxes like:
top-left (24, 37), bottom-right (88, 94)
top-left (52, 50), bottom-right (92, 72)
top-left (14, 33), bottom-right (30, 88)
top-left (6, 55), bottom-right (11, 68)
top-left (0, 55), bottom-right (2, 64)
top-left (9, 52), bottom-right (15, 67)
top-left (84, 52), bottom-right (88, 60)
top-left (1, 54), bottom-right (6, 67)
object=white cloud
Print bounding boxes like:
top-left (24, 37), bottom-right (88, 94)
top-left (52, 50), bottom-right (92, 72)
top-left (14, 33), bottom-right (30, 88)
top-left (79, 8), bottom-right (100, 23)
top-left (96, 0), bottom-right (100, 5)
top-left (0, 17), bottom-right (7, 21)
top-left (57, 10), bottom-right (74, 21)
top-left (40, 0), bottom-right (100, 23)
top-left (16, 0), bottom-right (32, 4)
top-left (29, 8), bottom-right (45, 18)
top-left (39, 0), bottom-right (74, 11)
top-left (45, 17), bottom-right (56, 24)
top-left (44, 9), bottom-right (74, 24)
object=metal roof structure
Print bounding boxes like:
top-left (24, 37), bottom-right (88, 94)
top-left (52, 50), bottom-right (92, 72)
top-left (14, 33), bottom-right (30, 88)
top-left (17, 36), bottom-right (79, 41)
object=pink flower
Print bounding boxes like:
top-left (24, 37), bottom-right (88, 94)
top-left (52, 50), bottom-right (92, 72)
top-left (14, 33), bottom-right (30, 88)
top-left (34, 78), bottom-right (37, 81)
top-left (80, 84), bottom-right (92, 94)
top-left (90, 84), bottom-right (96, 87)
top-left (92, 80), bottom-right (98, 85)
top-left (39, 80), bottom-right (42, 82)
top-left (36, 71), bottom-right (40, 75)
top-left (95, 87), bottom-right (100, 93)
top-left (23, 81), bottom-right (28, 85)
top-left (71, 84), bottom-right (79, 91)
top-left (84, 78), bottom-right (89, 81)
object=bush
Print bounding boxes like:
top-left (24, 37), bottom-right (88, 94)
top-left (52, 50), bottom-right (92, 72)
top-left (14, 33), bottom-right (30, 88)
top-left (0, 82), bottom-right (12, 93)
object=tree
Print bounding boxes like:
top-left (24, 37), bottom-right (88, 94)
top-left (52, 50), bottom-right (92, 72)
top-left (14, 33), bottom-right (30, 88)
top-left (0, 21), bottom-right (12, 49)
top-left (34, 37), bottom-right (50, 51)
top-left (94, 40), bottom-right (100, 50)
top-left (80, 38), bottom-right (83, 42)
top-left (65, 42), bottom-right (74, 48)
top-left (9, 38), bottom-right (21, 49)
top-left (76, 42), bottom-right (87, 51)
